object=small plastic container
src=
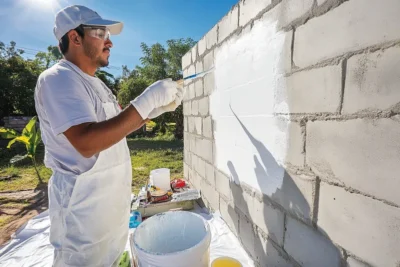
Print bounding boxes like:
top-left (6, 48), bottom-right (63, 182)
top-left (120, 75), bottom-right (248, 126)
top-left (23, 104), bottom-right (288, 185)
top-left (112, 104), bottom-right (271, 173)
top-left (150, 168), bottom-right (171, 191)
top-left (129, 211), bottom-right (142, 228)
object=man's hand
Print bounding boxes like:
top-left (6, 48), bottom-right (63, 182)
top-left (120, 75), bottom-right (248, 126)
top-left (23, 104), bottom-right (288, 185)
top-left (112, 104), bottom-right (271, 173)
top-left (131, 78), bottom-right (178, 120)
top-left (147, 83), bottom-right (184, 119)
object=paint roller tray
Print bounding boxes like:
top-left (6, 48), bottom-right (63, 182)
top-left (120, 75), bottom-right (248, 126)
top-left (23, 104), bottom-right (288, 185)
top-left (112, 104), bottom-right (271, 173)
top-left (132, 183), bottom-right (201, 218)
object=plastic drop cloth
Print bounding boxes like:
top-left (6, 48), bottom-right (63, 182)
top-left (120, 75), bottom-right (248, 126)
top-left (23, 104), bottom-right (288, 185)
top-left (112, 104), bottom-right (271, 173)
top-left (0, 206), bottom-right (254, 267)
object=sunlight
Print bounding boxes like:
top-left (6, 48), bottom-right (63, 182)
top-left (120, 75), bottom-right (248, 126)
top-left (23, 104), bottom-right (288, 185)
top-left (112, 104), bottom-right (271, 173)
top-left (19, 0), bottom-right (64, 13)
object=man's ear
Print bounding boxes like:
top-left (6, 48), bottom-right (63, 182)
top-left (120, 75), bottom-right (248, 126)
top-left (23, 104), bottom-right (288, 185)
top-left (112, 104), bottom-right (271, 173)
top-left (69, 31), bottom-right (81, 46)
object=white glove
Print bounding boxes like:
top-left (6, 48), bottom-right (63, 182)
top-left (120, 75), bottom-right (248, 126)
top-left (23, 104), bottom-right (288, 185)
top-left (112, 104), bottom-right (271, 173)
top-left (130, 78), bottom-right (178, 119)
top-left (148, 85), bottom-right (184, 119)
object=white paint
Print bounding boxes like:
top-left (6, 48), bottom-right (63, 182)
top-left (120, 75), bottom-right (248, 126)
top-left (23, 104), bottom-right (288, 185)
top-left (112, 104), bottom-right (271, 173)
top-left (133, 211), bottom-right (211, 267)
top-left (210, 12), bottom-right (293, 196)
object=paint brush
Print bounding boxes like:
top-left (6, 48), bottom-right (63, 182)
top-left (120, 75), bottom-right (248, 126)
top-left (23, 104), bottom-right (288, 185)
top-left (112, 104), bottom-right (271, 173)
top-left (176, 67), bottom-right (215, 85)
top-left (161, 68), bottom-right (215, 112)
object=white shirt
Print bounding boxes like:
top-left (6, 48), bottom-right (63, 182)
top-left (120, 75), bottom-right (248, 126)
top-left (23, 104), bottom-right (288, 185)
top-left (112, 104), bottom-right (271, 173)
top-left (34, 59), bottom-right (119, 175)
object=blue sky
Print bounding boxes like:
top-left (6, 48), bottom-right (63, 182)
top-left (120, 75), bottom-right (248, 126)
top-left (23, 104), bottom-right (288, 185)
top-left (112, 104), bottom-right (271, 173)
top-left (0, 0), bottom-right (238, 76)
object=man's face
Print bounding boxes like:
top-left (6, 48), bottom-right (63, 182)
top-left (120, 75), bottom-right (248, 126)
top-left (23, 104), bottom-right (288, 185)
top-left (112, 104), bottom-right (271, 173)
top-left (82, 27), bottom-right (112, 67)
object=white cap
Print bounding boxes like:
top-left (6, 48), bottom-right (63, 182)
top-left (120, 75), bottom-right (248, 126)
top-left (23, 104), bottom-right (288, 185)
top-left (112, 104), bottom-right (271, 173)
top-left (53, 5), bottom-right (123, 41)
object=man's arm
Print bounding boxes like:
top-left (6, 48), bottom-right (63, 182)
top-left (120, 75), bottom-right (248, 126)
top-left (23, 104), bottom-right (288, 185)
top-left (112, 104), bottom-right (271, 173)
top-left (64, 105), bottom-right (147, 158)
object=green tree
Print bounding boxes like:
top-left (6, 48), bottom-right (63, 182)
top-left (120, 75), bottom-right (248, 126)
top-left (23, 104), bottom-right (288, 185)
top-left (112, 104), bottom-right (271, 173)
top-left (95, 69), bottom-right (121, 96)
top-left (0, 41), bottom-right (44, 118)
top-left (35, 45), bottom-right (62, 69)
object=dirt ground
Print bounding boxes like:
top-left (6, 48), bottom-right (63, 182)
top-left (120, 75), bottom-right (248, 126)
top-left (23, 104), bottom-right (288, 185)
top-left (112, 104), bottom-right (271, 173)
top-left (0, 185), bottom-right (48, 246)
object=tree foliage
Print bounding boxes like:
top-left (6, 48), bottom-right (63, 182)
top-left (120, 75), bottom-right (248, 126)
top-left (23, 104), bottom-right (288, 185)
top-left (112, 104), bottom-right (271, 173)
top-left (0, 41), bottom-right (44, 118)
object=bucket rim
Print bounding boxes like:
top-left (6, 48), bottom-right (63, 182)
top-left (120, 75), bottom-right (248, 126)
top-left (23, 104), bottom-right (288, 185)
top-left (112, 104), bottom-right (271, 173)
top-left (133, 211), bottom-right (211, 256)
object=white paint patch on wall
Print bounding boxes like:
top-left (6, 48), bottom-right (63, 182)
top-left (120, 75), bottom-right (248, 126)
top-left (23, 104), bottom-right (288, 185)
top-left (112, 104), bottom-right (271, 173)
top-left (210, 13), bottom-right (294, 196)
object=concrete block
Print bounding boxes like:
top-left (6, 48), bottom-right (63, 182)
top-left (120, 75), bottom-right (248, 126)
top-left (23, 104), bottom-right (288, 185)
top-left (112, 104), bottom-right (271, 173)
top-left (272, 172), bottom-right (315, 222)
top-left (188, 83), bottom-right (196, 100)
top-left (218, 5), bottom-right (239, 43)
top-left (248, 196), bottom-right (285, 246)
top-left (278, 0), bottom-right (313, 28)
top-left (319, 183), bottom-right (400, 267)
top-left (191, 44), bottom-right (197, 64)
top-left (206, 25), bottom-right (218, 49)
top-left (194, 117), bottom-right (202, 135)
top-left (199, 97), bottom-right (209, 116)
top-left (284, 217), bottom-right (341, 267)
top-left (203, 116), bottom-right (212, 139)
top-left (183, 86), bottom-right (190, 101)
top-left (255, 230), bottom-right (293, 267)
top-left (184, 150), bottom-right (191, 166)
top-left (343, 46), bottom-right (400, 113)
top-left (205, 162), bottom-right (215, 186)
top-left (203, 50), bottom-right (214, 72)
top-left (347, 257), bottom-right (370, 267)
top-left (191, 154), bottom-right (198, 173)
top-left (294, 0), bottom-right (400, 68)
top-left (212, 141), bottom-right (216, 163)
top-left (182, 51), bottom-right (192, 69)
top-left (185, 161), bottom-right (191, 180)
top-left (307, 117), bottom-right (400, 206)
top-left (195, 79), bottom-right (203, 97)
top-left (184, 117), bottom-right (188, 132)
top-left (219, 196), bottom-right (239, 236)
top-left (190, 136), bottom-right (196, 154)
top-left (230, 182), bottom-right (285, 246)
top-left (286, 121), bottom-right (305, 167)
top-left (183, 102), bottom-right (191, 116)
top-left (198, 37), bottom-right (206, 57)
top-left (239, 213), bottom-right (257, 260)
top-left (196, 157), bottom-right (206, 179)
top-left (191, 100), bottom-right (198, 116)
top-left (200, 178), bottom-right (219, 211)
top-left (215, 170), bottom-right (233, 202)
top-left (191, 169), bottom-right (201, 190)
top-left (203, 72), bottom-right (215, 96)
top-left (195, 61), bottom-right (203, 74)
top-left (183, 132), bottom-right (189, 148)
top-left (275, 64), bottom-right (342, 113)
top-left (196, 138), bottom-right (213, 162)
top-left (188, 117), bottom-right (195, 134)
top-left (239, 0), bottom-right (272, 27)
top-left (188, 64), bottom-right (195, 76)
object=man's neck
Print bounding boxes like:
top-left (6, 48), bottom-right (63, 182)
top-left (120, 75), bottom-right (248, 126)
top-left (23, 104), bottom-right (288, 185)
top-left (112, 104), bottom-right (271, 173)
top-left (64, 55), bottom-right (97, 76)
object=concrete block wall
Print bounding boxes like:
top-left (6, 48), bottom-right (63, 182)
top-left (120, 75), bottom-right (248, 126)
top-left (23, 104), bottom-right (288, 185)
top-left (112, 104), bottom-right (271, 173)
top-left (182, 0), bottom-right (400, 266)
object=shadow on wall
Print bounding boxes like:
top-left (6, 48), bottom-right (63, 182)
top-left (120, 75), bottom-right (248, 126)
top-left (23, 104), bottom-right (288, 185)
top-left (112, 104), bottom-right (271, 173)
top-left (223, 108), bottom-right (342, 266)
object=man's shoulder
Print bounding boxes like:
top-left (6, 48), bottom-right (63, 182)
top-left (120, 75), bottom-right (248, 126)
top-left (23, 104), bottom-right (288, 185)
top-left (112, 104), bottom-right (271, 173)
top-left (38, 61), bottom-right (78, 84)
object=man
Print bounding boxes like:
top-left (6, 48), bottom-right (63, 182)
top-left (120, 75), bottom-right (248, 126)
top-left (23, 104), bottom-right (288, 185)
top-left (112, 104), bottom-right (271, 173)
top-left (34, 5), bottom-right (183, 266)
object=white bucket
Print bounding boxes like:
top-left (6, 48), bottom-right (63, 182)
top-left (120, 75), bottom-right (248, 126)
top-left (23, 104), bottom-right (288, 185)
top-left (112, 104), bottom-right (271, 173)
top-left (150, 168), bottom-right (171, 191)
top-left (133, 211), bottom-right (211, 267)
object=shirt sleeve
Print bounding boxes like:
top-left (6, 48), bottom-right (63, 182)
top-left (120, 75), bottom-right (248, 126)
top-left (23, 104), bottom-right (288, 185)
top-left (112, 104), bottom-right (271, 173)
top-left (37, 70), bottom-right (98, 136)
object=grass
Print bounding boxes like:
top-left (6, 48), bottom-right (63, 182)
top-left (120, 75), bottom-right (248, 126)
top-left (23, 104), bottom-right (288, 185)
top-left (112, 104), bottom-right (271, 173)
top-left (127, 137), bottom-right (183, 194)
top-left (0, 142), bottom-right (51, 192)
top-left (0, 135), bottom-right (183, 194)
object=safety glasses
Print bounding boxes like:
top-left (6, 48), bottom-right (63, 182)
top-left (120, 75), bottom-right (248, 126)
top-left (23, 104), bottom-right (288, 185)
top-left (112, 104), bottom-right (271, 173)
top-left (82, 26), bottom-right (110, 40)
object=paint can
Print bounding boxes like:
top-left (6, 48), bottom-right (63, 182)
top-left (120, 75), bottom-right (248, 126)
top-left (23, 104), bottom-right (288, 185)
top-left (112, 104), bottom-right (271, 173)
top-left (150, 168), bottom-right (171, 191)
top-left (133, 211), bottom-right (211, 267)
